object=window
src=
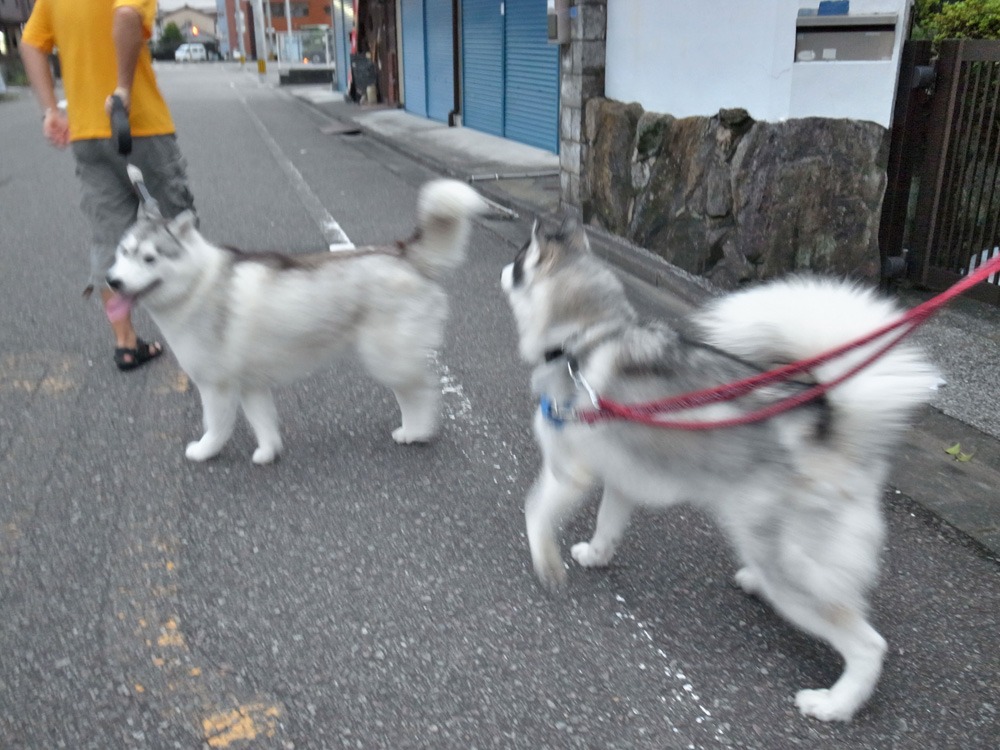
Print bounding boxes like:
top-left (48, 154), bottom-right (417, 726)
top-left (270, 2), bottom-right (310, 18)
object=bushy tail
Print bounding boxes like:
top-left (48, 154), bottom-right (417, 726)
top-left (405, 180), bottom-right (488, 281)
top-left (693, 276), bottom-right (940, 454)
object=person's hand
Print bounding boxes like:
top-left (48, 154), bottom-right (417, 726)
top-left (104, 86), bottom-right (131, 116)
top-left (42, 108), bottom-right (70, 149)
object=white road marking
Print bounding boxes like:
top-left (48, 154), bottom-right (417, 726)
top-left (235, 86), bottom-right (354, 252)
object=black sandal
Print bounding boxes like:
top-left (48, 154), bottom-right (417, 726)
top-left (114, 338), bottom-right (164, 371)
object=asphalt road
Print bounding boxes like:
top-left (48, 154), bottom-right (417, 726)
top-left (1, 64), bottom-right (997, 750)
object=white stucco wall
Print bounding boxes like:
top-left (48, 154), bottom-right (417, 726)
top-left (606, 0), bottom-right (911, 126)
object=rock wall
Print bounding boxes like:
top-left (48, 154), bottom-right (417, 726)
top-left (582, 98), bottom-right (890, 287)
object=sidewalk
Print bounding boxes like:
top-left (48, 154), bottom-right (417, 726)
top-left (282, 79), bottom-right (1000, 558)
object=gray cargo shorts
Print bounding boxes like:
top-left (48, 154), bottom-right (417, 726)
top-left (72, 134), bottom-right (196, 292)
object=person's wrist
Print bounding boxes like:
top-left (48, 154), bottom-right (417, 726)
top-left (42, 106), bottom-right (58, 120)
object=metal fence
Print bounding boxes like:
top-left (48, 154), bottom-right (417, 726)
top-left (885, 39), bottom-right (1000, 304)
top-left (270, 28), bottom-right (336, 66)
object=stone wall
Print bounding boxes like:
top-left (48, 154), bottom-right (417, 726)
top-left (581, 98), bottom-right (890, 287)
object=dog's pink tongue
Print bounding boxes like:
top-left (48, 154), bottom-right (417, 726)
top-left (105, 294), bottom-right (134, 323)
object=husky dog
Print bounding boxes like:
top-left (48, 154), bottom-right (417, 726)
top-left (501, 217), bottom-right (938, 722)
top-left (107, 174), bottom-right (486, 464)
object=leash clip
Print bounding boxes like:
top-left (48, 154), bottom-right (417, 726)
top-left (567, 356), bottom-right (599, 409)
top-left (539, 350), bottom-right (602, 428)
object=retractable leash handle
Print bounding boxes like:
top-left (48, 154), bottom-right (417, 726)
top-left (109, 93), bottom-right (132, 156)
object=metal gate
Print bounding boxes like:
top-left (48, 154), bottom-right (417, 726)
top-left (882, 39), bottom-right (1000, 305)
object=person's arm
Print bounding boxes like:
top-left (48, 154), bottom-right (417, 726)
top-left (20, 41), bottom-right (69, 148)
top-left (108, 5), bottom-right (145, 111)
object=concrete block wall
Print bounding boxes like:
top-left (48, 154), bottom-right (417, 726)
top-left (559, 0), bottom-right (606, 212)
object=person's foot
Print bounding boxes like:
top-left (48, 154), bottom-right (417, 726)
top-left (114, 338), bottom-right (164, 371)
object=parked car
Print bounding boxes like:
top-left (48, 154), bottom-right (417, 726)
top-left (175, 43), bottom-right (207, 62)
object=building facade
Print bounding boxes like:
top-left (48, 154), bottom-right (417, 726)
top-left (159, 4), bottom-right (219, 43)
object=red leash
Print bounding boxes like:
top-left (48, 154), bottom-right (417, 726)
top-left (575, 252), bottom-right (1000, 429)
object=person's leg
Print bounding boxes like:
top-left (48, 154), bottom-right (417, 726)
top-left (101, 285), bottom-right (162, 368)
top-left (72, 139), bottom-right (162, 367)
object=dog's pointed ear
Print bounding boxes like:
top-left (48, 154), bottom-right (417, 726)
top-left (556, 214), bottom-right (589, 255)
top-left (168, 210), bottom-right (198, 239)
top-left (559, 214), bottom-right (590, 253)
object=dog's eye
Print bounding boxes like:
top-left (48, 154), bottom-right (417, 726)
top-left (143, 255), bottom-right (157, 265)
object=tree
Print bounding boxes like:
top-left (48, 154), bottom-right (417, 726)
top-left (911, 0), bottom-right (1000, 41)
top-left (161, 22), bottom-right (184, 46)
top-left (152, 21), bottom-right (185, 60)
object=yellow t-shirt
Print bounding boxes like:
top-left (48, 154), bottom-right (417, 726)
top-left (22, 0), bottom-right (175, 141)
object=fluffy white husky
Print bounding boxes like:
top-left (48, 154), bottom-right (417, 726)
top-left (107, 177), bottom-right (486, 464)
top-left (501, 217), bottom-right (939, 721)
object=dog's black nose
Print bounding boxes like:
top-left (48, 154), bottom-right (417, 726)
top-left (106, 276), bottom-right (122, 291)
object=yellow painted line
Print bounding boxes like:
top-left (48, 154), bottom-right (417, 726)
top-left (157, 617), bottom-right (186, 648)
top-left (153, 368), bottom-right (190, 395)
top-left (202, 703), bottom-right (282, 747)
top-left (0, 353), bottom-right (79, 394)
top-left (122, 531), bottom-right (287, 743)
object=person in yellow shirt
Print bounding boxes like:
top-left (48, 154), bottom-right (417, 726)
top-left (20, 0), bottom-right (196, 371)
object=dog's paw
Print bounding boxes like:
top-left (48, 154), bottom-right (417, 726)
top-left (534, 560), bottom-right (568, 592)
top-left (531, 546), bottom-right (568, 592)
top-left (392, 425), bottom-right (435, 444)
top-left (185, 439), bottom-right (220, 462)
top-left (795, 688), bottom-right (856, 722)
top-left (252, 444), bottom-right (281, 465)
top-left (571, 541), bottom-right (612, 568)
top-left (734, 567), bottom-right (763, 596)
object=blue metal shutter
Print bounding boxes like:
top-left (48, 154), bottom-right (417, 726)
top-left (401, 0), bottom-right (428, 117)
top-left (425, 0), bottom-right (454, 123)
top-left (461, 0), bottom-right (503, 137)
top-left (504, 0), bottom-right (559, 152)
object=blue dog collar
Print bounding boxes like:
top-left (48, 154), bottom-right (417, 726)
top-left (539, 395), bottom-right (570, 428)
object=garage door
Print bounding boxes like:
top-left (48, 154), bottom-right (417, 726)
top-left (460, 0), bottom-right (559, 152)
top-left (504, 0), bottom-right (559, 152)
top-left (401, 0), bottom-right (455, 122)
top-left (461, 0), bottom-right (504, 137)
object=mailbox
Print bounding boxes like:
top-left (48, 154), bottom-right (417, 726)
top-left (794, 14), bottom-right (898, 62)
top-left (547, 0), bottom-right (570, 45)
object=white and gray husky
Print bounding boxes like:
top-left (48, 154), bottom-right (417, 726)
top-left (501, 217), bottom-right (939, 721)
top-left (107, 172), bottom-right (486, 464)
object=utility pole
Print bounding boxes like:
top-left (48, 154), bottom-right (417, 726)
top-left (236, 4), bottom-right (247, 66)
top-left (284, 0), bottom-right (293, 63)
top-left (264, 0), bottom-right (274, 64)
top-left (252, 0), bottom-right (267, 76)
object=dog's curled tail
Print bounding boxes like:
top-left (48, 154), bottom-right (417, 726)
top-left (407, 180), bottom-right (488, 281)
top-left (694, 276), bottom-right (941, 454)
